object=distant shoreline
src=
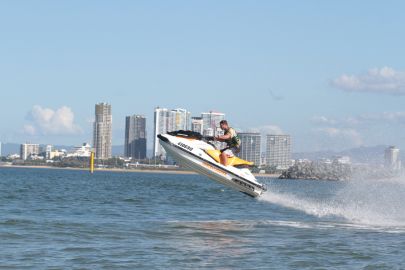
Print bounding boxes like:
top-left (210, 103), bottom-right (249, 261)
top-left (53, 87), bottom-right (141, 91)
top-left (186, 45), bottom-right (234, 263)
top-left (0, 164), bottom-right (280, 178)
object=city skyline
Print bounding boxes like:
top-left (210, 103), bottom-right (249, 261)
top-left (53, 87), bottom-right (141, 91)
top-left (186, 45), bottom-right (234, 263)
top-left (1, 103), bottom-right (403, 157)
top-left (2, 105), bottom-right (403, 166)
top-left (1, 1), bottom-right (405, 152)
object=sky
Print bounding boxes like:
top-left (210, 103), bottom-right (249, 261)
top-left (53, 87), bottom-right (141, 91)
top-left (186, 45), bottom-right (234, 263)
top-left (1, 1), bottom-right (405, 153)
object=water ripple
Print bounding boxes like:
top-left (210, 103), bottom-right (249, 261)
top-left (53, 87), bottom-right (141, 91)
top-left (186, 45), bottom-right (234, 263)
top-left (0, 168), bottom-right (404, 269)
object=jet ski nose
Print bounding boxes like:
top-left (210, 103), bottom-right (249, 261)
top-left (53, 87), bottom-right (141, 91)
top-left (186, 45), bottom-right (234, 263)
top-left (157, 134), bottom-right (169, 143)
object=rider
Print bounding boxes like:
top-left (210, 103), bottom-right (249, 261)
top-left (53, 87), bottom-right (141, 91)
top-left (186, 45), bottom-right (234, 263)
top-left (214, 120), bottom-right (241, 166)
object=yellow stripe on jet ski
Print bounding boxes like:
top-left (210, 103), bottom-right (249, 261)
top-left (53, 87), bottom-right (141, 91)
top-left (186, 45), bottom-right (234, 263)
top-left (205, 149), bottom-right (254, 167)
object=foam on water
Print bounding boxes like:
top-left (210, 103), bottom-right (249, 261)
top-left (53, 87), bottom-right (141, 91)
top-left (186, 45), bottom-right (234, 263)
top-left (169, 219), bottom-right (405, 233)
top-left (259, 176), bottom-right (405, 228)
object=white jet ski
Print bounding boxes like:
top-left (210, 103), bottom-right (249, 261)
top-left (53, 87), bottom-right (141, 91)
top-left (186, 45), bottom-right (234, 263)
top-left (157, 130), bottom-right (266, 197)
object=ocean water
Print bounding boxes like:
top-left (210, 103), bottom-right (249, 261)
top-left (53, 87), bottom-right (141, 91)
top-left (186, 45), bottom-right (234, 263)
top-left (1, 167), bottom-right (405, 269)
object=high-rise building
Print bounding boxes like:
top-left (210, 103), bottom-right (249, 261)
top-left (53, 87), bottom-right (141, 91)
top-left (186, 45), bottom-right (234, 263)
top-left (237, 133), bottom-right (261, 165)
top-left (265, 135), bottom-right (291, 169)
top-left (0, 141), bottom-right (2, 157)
top-left (191, 117), bottom-right (203, 134)
top-left (125, 115), bottom-right (147, 160)
top-left (93, 103), bottom-right (112, 159)
top-left (201, 111), bottom-right (225, 137)
top-left (154, 107), bottom-right (170, 158)
top-left (168, 108), bottom-right (191, 131)
top-left (153, 107), bottom-right (191, 159)
top-left (20, 143), bottom-right (40, 160)
top-left (385, 146), bottom-right (401, 171)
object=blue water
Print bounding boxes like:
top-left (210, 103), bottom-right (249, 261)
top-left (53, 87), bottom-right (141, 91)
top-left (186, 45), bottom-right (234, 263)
top-left (1, 167), bottom-right (405, 269)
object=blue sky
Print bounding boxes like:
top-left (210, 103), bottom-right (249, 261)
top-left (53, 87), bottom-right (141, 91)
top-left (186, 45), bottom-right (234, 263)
top-left (1, 1), bottom-right (405, 152)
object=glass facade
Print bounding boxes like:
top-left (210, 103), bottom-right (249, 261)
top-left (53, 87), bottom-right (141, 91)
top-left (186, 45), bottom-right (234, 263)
top-left (125, 115), bottom-right (147, 160)
top-left (237, 133), bottom-right (261, 165)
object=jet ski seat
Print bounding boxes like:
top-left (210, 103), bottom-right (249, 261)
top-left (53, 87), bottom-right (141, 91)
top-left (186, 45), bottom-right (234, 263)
top-left (205, 149), bottom-right (254, 167)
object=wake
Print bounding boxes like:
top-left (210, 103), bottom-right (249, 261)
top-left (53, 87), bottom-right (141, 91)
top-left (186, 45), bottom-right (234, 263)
top-left (259, 177), bottom-right (405, 227)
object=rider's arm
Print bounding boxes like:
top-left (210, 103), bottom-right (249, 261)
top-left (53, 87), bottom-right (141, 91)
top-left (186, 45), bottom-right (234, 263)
top-left (215, 133), bottom-right (231, 141)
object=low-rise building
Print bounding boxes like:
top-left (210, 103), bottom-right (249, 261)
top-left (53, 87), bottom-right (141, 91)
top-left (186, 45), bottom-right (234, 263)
top-left (333, 156), bottom-right (351, 164)
top-left (7, 153), bottom-right (20, 160)
top-left (66, 143), bottom-right (92, 158)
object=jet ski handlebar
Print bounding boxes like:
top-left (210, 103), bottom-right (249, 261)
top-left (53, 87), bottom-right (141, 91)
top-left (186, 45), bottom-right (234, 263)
top-left (203, 136), bottom-right (215, 141)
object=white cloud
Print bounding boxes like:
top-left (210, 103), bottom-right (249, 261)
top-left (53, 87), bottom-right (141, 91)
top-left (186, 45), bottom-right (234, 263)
top-left (23, 124), bottom-right (36, 135)
top-left (310, 111), bottom-right (405, 150)
top-left (248, 125), bottom-right (284, 136)
top-left (312, 111), bottom-right (405, 128)
top-left (25, 105), bottom-right (82, 135)
top-left (359, 111), bottom-right (405, 123)
top-left (316, 127), bottom-right (363, 147)
top-left (331, 67), bottom-right (405, 95)
top-left (311, 116), bottom-right (337, 125)
top-left (344, 117), bottom-right (360, 126)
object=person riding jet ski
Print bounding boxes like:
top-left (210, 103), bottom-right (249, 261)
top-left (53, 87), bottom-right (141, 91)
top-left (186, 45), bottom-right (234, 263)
top-left (214, 120), bottom-right (241, 166)
top-left (158, 128), bottom-right (266, 197)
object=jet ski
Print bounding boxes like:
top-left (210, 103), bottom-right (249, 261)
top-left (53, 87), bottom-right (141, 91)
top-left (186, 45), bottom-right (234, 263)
top-left (157, 130), bottom-right (266, 197)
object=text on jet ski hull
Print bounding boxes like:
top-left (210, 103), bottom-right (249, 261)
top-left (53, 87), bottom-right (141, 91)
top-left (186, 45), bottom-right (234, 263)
top-left (177, 142), bottom-right (193, 151)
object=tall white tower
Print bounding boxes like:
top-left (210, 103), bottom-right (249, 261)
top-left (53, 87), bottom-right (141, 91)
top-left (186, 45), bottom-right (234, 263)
top-left (154, 107), bottom-right (191, 159)
top-left (153, 107), bottom-right (170, 158)
top-left (237, 133), bottom-right (261, 166)
top-left (201, 111), bottom-right (225, 137)
top-left (93, 103), bottom-right (112, 159)
top-left (266, 134), bottom-right (292, 170)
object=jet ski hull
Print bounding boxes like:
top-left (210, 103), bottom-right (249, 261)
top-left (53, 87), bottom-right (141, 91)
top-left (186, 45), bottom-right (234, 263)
top-left (158, 134), bottom-right (266, 197)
